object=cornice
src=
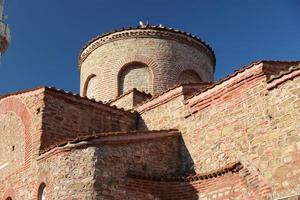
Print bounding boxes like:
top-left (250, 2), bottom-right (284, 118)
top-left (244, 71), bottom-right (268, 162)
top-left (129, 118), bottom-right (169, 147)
top-left (78, 25), bottom-right (216, 70)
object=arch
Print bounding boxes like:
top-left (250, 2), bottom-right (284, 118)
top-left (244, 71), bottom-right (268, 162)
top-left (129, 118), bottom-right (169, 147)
top-left (33, 173), bottom-right (52, 200)
top-left (116, 55), bottom-right (157, 94)
top-left (178, 69), bottom-right (202, 84)
top-left (82, 74), bottom-right (96, 98)
top-left (0, 97), bottom-right (32, 168)
top-left (38, 183), bottom-right (47, 200)
top-left (1, 188), bottom-right (15, 200)
top-left (118, 62), bottom-right (153, 95)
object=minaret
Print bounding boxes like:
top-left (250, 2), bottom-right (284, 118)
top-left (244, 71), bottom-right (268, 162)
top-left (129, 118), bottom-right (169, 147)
top-left (0, 0), bottom-right (10, 55)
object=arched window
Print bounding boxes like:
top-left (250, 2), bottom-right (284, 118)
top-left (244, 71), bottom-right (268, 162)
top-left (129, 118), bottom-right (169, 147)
top-left (38, 183), bottom-right (46, 200)
top-left (83, 74), bottom-right (97, 99)
top-left (178, 70), bottom-right (202, 84)
top-left (6, 197), bottom-right (12, 200)
top-left (118, 63), bottom-right (152, 95)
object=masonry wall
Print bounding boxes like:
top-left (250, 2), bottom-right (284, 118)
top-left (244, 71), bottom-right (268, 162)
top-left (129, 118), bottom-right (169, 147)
top-left (1, 146), bottom-right (97, 200)
top-left (93, 135), bottom-right (181, 199)
top-left (0, 88), bottom-right (45, 182)
top-left (136, 62), bottom-right (300, 199)
top-left (110, 89), bottom-right (152, 110)
top-left (119, 63), bottom-right (152, 95)
top-left (126, 171), bottom-right (258, 200)
top-left (80, 34), bottom-right (214, 101)
top-left (1, 130), bottom-right (180, 200)
top-left (0, 87), bottom-right (139, 199)
top-left (41, 88), bottom-right (137, 152)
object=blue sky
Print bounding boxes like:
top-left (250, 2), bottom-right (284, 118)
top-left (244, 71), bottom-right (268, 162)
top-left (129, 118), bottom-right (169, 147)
top-left (1, 0), bottom-right (299, 94)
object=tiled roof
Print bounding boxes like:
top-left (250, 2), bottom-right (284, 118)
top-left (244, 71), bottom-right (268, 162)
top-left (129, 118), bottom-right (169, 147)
top-left (39, 129), bottom-right (180, 155)
top-left (108, 88), bottom-right (152, 104)
top-left (0, 86), bottom-right (132, 113)
top-left (135, 82), bottom-right (213, 108)
top-left (133, 60), bottom-right (300, 108)
top-left (267, 64), bottom-right (300, 83)
top-left (128, 161), bottom-right (243, 182)
top-left (78, 24), bottom-right (216, 68)
top-left (185, 60), bottom-right (300, 101)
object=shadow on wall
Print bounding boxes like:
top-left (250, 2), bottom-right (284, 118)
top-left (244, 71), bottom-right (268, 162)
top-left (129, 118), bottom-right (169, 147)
top-left (125, 138), bottom-right (199, 200)
top-left (137, 115), bottom-right (196, 176)
top-left (131, 117), bottom-right (199, 199)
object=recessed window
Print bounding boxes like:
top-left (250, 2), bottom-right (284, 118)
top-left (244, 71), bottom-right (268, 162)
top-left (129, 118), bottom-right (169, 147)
top-left (83, 74), bottom-right (97, 99)
top-left (38, 183), bottom-right (46, 200)
top-left (119, 63), bottom-right (152, 95)
top-left (178, 70), bottom-right (202, 84)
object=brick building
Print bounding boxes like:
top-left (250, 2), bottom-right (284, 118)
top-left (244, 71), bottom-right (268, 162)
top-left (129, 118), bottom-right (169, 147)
top-left (0, 23), bottom-right (300, 200)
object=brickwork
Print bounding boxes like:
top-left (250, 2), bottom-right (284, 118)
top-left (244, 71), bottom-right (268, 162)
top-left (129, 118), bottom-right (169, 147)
top-left (1, 22), bottom-right (300, 200)
top-left (92, 130), bottom-right (181, 199)
top-left (41, 87), bottom-right (137, 152)
top-left (85, 74), bottom-right (98, 99)
top-left (0, 128), bottom-right (180, 199)
top-left (119, 63), bottom-right (152, 95)
top-left (179, 70), bottom-right (202, 84)
top-left (0, 111), bottom-right (25, 180)
top-left (110, 88), bottom-right (152, 110)
top-left (136, 61), bottom-right (300, 199)
top-left (79, 27), bottom-right (214, 102)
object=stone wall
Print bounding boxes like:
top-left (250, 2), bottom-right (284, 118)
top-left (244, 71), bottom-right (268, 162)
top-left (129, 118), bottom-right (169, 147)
top-left (41, 87), bottom-right (137, 152)
top-left (136, 61), bottom-right (300, 199)
top-left (80, 28), bottom-right (214, 102)
top-left (110, 88), bottom-right (152, 110)
top-left (0, 88), bottom-right (45, 182)
top-left (1, 146), bottom-right (97, 200)
top-left (119, 63), bottom-right (152, 95)
top-left (0, 129), bottom-right (180, 200)
top-left (92, 130), bottom-right (181, 199)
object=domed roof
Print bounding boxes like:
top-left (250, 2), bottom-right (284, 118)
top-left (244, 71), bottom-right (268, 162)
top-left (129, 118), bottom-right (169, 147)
top-left (78, 24), bottom-right (216, 70)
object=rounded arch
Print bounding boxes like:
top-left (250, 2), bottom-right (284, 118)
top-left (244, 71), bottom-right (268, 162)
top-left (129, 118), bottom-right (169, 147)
top-left (37, 183), bottom-right (47, 200)
top-left (115, 55), bottom-right (159, 72)
top-left (178, 69), bottom-right (202, 84)
top-left (82, 74), bottom-right (96, 98)
top-left (117, 61), bottom-right (153, 95)
top-left (0, 97), bottom-right (32, 168)
top-left (1, 188), bottom-right (15, 200)
top-left (34, 173), bottom-right (52, 200)
top-left (116, 55), bottom-right (158, 95)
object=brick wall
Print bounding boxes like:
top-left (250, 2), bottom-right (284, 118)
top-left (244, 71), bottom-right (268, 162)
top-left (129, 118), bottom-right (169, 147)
top-left (0, 88), bottom-right (45, 182)
top-left (1, 146), bottom-right (98, 199)
top-left (0, 129), bottom-right (180, 199)
top-left (179, 70), bottom-right (202, 84)
top-left (110, 88), bottom-right (152, 110)
top-left (0, 86), bottom-right (138, 199)
top-left (92, 130), bottom-right (181, 199)
top-left (41, 87), bottom-right (137, 152)
top-left (80, 29), bottom-right (214, 102)
top-left (136, 61), bottom-right (300, 199)
top-left (119, 63), bottom-right (152, 95)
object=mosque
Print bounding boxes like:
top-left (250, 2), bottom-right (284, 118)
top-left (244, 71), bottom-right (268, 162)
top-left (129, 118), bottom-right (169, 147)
top-left (0, 1), bottom-right (300, 199)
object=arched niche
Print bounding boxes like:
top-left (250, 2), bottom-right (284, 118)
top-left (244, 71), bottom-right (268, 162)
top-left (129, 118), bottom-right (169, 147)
top-left (38, 183), bottom-right (47, 200)
top-left (118, 62), bottom-right (152, 95)
top-left (178, 70), bottom-right (202, 84)
top-left (83, 74), bottom-right (97, 99)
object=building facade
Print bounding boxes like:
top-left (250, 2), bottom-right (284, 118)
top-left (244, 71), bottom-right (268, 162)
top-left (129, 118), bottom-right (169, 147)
top-left (0, 24), bottom-right (300, 200)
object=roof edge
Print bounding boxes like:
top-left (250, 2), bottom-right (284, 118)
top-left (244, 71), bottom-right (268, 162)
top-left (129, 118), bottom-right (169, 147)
top-left (78, 25), bottom-right (216, 70)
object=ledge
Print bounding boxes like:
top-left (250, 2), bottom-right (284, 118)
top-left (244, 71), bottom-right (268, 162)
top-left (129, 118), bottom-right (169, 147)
top-left (38, 129), bottom-right (181, 157)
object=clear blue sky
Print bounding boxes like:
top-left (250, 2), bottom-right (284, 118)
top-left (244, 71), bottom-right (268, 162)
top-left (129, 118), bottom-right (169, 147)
top-left (1, 0), bottom-right (299, 94)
